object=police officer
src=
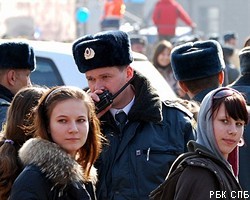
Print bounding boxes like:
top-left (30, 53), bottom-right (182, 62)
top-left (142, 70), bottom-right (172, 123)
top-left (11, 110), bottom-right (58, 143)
top-left (171, 40), bottom-right (225, 103)
top-left (0, 42), bottom-right (35, 128)
top-left (231, 46), bottom-right (250, 193)
top-left (72, 30), bottom-right (196, 199)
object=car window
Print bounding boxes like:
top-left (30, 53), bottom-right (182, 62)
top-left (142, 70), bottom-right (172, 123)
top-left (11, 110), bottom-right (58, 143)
top-left (31, 56), bottom-right (64, 87)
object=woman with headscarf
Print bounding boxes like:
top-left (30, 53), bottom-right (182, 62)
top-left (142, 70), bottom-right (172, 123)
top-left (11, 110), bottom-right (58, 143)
top-left (150, 87), bottom-right (248, 200)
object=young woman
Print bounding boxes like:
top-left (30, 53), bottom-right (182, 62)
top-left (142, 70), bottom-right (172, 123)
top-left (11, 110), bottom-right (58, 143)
top-left (150, 87), bottom-right (248, 200)
top-left (9, 86), bottom-right (104, 200)
top-left (152, 40), bottom-right (186, 98)
top-left (0, 86), bottom-right (47, 200)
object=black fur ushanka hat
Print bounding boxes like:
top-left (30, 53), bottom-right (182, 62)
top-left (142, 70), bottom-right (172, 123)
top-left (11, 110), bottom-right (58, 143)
top-left (0, 42), bottom-right (35, 71)
top-left (72, 30), bottom-right (133, 73)
top-left (239, 46), bottom-right (250, 74)
top-left (171, 40), bottom-right (225, 81)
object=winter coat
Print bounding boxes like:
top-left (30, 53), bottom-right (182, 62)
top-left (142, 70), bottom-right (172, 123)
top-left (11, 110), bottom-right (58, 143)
top-left (150, 141), bottom-right (245, 200)
top-left (223, 63), bottom-right (240, 86)
top-left (0, 84), bottom-right (13, 127)
top-left (152, 0), bottom-right (193, 36)
top-left (192, 87), bottom-right (218, 103)
top-left (231, 74), bottom-right (250, 193)
top-left (95, 72), bottom-right (196, 200)
top-left (9, 138), bottom-right (97, 200)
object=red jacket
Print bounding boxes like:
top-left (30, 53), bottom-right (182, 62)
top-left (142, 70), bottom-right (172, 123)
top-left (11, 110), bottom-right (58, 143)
top-left (152, 0), bottom-right (194, 36)
top-left (102, 0), bottom-right (125, 19)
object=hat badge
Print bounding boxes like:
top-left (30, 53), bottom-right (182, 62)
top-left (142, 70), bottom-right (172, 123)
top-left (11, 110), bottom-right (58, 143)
top-left (84, 48), bottom-right (95, 60)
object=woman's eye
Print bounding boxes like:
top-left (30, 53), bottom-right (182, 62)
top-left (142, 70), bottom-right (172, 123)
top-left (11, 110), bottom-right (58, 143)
top-left (222, 119), bottom-right (228, 124)
top-left (58, 119), bottom-right (66, 123)
top-left (236, 122), bottom-right (244, 127)
top-left (78, 118), bottom-right (86, 123)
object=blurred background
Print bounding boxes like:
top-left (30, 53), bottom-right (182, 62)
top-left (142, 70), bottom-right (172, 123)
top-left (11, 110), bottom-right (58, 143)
top-left (0, 0), bottom-right (249, 48)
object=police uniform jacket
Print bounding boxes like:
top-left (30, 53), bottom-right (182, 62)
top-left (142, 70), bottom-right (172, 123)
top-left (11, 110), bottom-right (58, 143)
top-left (95, 72), bottom-right (196, 200)
top-left (0, 84), bottom-right (12, 127)
top-left (232, 74), bottom-right (250, 193)
top-left (9, 138), bottom-right (97, 200)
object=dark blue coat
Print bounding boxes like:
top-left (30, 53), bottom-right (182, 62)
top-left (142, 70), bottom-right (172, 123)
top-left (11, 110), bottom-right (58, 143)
top-left (95, 72), bottom-right (196, 200)
top-left (0, 84), bottom-right (12, 127)
top-left (231, 74), bottom-right (250, 193)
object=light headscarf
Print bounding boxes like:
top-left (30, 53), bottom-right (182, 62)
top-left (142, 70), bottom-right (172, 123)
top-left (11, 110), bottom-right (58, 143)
top-left (196, 87), bottom-right (239, 176)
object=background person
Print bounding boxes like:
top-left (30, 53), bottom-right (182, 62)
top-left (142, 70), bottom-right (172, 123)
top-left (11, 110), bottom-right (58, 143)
top-left (152, 39), bottom-right (183, 98)
top-left (72, 30), bottom-right (196, 199)
top-left (0, 41), bottom-right (35, 128)
top-left (130, 35), bottom-right (148, 55)
top-left (152, 0), bottom-right (196, 42)
top-left (223, 32), bottom-right (240, 70)
top-left (243, 35), bottom-right (250, 47)
top-left (9, 86), bottom-right (104, 200)
top-left (231, 46), bottom-right (250, 193)
top-left (222, 45), bottom-right (240, 86)
top-left (150, 87), bottom-right (248, 199)
top-left (0, 86), bottom-right (47, 200)
top-left (100, 0), bottom-right (125, 31)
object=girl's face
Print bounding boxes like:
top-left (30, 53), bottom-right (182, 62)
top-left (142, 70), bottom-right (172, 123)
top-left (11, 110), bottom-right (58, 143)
top-left (213, 103), bottom-right (245, 159)
top-left (157, 48), bottom-right (171, 67)
top-left (49, 98), bottom-right (89, 157)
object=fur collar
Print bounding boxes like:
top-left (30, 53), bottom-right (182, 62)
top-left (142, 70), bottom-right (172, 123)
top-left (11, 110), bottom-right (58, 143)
top-left (128, 71), bottom-right (162, 123)
top-left (19, 138), bottom-right (97, 188)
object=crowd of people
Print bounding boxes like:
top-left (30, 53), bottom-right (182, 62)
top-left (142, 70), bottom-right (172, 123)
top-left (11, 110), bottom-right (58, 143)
top-left (0, 1), bottom-right (250, 198)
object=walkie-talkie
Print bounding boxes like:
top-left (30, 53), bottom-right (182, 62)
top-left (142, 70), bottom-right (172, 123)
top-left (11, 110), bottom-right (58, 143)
top-left (95, 76), bottom-right (135, 114)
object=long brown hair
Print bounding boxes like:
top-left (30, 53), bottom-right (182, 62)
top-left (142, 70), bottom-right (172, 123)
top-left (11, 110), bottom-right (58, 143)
top-left (152, 40), bottom-right (173, 68)
top-left (33, 86), bottom-right (104, 180)
top-left (0, 86), bottom-right (47, 200)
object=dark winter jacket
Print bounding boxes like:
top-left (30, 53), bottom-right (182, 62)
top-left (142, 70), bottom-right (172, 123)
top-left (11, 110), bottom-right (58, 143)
top-left (9, 138), bottom-right (97, 200)
top-left (150, 141), bottom-right (245, 200)
top-left (95, 72), bottom-right (196, 200)
top-left (0, 84), bottom-right (13, 128)
top-left (192, 87), bottom-right (218, 103)
top-left (231, 74), bottom-right (250, 193)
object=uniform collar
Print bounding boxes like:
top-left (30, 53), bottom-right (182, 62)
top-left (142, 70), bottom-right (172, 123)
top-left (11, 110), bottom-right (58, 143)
top-left (110, 96), bottom-right (135, 118)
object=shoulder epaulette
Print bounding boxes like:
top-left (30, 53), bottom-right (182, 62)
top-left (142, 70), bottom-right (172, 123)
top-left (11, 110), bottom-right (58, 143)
top-left (0, 98), bottom-right (10, 107)
top-left (163, 99), bottom-right (194, 118)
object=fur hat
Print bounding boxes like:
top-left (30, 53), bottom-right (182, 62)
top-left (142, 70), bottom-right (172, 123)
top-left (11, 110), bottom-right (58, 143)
top-left (171, 40), bottom-right (225, 81)
top-left (239, 46), bottom-right (250, 74)
top-left (72, 30), bottom-right (133, 73)
top-left (0, 42), bottom-right (35, 71)
top-left (130, 35), bottom-right (147, 46)
top-left (223, 32), bottom-right (237, 42)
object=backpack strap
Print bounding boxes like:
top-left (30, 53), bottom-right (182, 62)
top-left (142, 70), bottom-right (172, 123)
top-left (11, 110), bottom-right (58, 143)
top-left (167, 152), bottom-right (199, 175)
top-left (149, 152), bottom-right (200, 200)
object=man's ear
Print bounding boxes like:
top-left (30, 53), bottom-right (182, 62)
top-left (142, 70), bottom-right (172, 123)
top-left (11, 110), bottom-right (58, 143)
top-left (218, 71), bottom-right (224, 85)
top-left (178, 81), bottom-right (188, 93)
top-left (7, 70), bottom-right (16, 86)
top-left (126, 65), bottom-right (134, 80)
